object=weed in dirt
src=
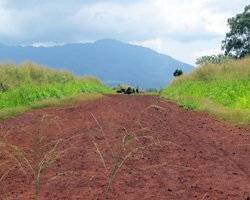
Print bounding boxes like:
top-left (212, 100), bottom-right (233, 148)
top-left (0, 130), bottom-right (32, 200)
top-left (32, 113), bottom-right (74, 200)
top-left (0, 113), bottom-right (74, 200)
top-left (200, 192), bottom-right (208, 200)
top-left (89, 113), bottom-right (178, 200)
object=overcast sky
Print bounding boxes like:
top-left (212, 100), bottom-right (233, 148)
top-left (0, 0), bottom-right (249, 65)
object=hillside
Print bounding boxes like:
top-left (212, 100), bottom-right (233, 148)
top-left (0, 63), bottom-right (112, 119)
top-left (161, 56), bottom-right (250, 124)
top-left (0, 39), bottom-right (194, 89)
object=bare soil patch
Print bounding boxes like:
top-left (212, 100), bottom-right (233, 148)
top-left (0, 94), bottom-right (249, 200)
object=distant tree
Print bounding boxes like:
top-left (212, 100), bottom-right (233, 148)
top-left (222, 5), bottom-right (250, 58)
top-left (195, 54), bottom-right (232, 66)
top-left (173, 69), bottom-right (183, 77)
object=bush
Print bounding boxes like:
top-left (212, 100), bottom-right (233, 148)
top-left (195, 54), bottom-right (232, 66)
top-left (161, 56), bottom-right (250, 124)
top-left (173, 69), bottom-right (183, 77)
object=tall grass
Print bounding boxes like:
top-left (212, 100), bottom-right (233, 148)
top-left (0, 81), bottom-right (110, 109)
top-left (161, 56), bottom-right (250, 124)
top-left (0, 62), bottom-right (112, 119)
top-left (0, 62), bottom-right (74, 90)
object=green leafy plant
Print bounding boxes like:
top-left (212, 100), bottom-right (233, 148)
top-left (222, 4), bottom-right (250, 58)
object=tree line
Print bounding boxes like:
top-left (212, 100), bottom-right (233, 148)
top-left (196, 4), bottom-right (250, 66)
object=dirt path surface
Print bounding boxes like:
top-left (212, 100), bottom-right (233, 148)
top-left (0, 94), bottom-right (249, 200)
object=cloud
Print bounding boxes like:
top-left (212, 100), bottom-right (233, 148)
top-left (69, 0), bottom-right (231, 41)
top-left (0, 0), bottom-right (249, 64)
top-left (131, 37), bottom-right (224, 65)
top-left (31, 42), bottom-right (64, 47)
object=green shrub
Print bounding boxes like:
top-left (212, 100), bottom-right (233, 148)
top-left (161, 56), bottom-right (250, 124)
top-left (173, 69), bottom-right (183, 77)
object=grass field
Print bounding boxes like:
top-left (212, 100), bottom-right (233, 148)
top-left (161, 56), bottom-right (250, 124)
top-left (0, 62), bottom-right (112, 119)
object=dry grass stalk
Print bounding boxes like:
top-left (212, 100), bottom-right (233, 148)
top-left (32, 113), bottom-right (74, 200)
top-left (0, 131), bottom-right (33, 199)
top-left (89, 113), bottom-right (178, 200)
top-left (200, 192), bottom-right (208, 200)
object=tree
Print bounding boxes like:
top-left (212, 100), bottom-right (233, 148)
top-left (173, 69), bottom-right (183, 77)
top-left (222, 5), bottom-right (250, 58)
top-left (195, 54), bottom-right (232, 66)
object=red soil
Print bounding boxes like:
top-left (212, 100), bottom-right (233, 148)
top-left (0, 94), bottom-right (249, 200)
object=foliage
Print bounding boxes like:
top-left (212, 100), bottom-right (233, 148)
top-left (222, 5), bottom-right (250, 58)
top-left (161, 56), bottom-right (250, 124)
top-left (0, 62), bottom-right (74, 91)
top-left (0, 62), bottom-right (112, 109)
top-left (173, 69), bottom-right (183, 77)
top-left (195, 54), bottom-right (232, 66)
top-left (113, 84), bottom-right (140, 94)
top-left (0, 94), bottom-right (103, 120)
top-left (113, 84), bottom-right (134, 91)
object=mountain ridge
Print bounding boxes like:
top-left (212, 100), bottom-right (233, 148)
top-left (0, 39), bottom-right (194, 89)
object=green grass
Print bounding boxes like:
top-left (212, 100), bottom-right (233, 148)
top-left (0, 62), bottom-right (113, 119)
top-left (161, 56), bottom-right (250, 124)
top-left (0, 93), bottom-right (104, 120)
top-left (0, 81), bottom-right (111, 109)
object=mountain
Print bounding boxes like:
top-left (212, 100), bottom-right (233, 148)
top-left (0, 39), bottom-right (194, 89)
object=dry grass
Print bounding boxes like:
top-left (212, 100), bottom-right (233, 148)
top-left (0, 62), bottom-right (75, 89)
top-left (89, 113), bottom-right (179, 200)
top-left (197, 99), bottom-right (250, 125)
top-left (171, 56), bottom-right (250, 85)
top-left (0, 131), bottom-right (33, 199)
top-left (200, 192), bottom-right (209, 200)
top-left (0, 93), bottom-right (104, 120)
top-left (0, 113), bottom-right (74, 200)
top-left (32, 93), bottom-right (104, 109)
top-left (32, 114), bottom-right (74, 200)
top-left (78, 76), bottom-right (105, 85)
top-left (0, 106), bottom-right (30, 120)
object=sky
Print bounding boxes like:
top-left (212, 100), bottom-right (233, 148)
top-left (0, 0), bottom-right (249, 65)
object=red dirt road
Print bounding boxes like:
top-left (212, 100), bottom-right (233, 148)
top-left (0, 95), bottom-right (249, 200)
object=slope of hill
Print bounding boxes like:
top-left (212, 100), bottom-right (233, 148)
top-left (161, 56), bottom-right (250, 124)
top-left (0, 39), bottom-right (194, 89)
top-left (0, 62), bottom-right (112, 119)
